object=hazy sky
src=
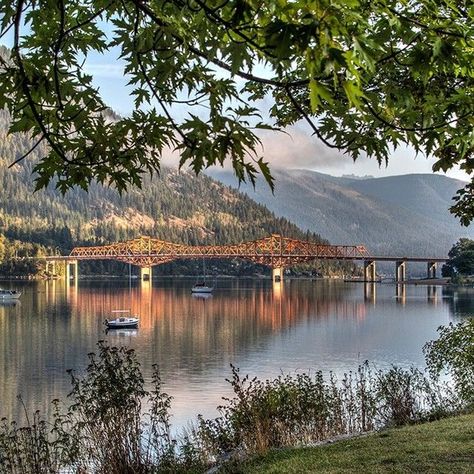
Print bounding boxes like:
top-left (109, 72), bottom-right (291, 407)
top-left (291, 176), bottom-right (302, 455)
top-left (83, 54), bottom-right (468, 182)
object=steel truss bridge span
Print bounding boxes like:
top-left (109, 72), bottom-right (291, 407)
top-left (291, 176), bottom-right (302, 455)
top-left (66, 235), bottom-right (370, 268)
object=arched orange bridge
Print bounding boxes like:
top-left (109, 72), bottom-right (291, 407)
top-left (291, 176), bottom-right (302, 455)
top-left (46, 234), bottom-right (447, 282)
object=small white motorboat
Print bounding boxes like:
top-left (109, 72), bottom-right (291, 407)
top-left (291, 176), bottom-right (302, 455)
top-left (105, 310), bottom-right (139, 329)
top-left (0, 289), bottom-right (21, 300)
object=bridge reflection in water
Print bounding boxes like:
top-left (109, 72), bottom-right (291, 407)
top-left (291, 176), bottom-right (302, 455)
top-left (64, 280), bottom-right (370, 331)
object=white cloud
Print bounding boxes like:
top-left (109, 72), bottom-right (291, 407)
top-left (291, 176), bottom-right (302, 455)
top-left (158, 125), bottom-right (469, 183)
top-left (256, 125), bottom-right (470, 181)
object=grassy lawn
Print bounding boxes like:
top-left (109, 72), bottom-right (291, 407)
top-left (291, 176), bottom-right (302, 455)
top-left (231, 413), bottom-right (474, 473)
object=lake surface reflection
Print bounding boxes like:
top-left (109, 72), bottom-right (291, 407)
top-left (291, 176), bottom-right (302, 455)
top-left (0, 279), bottom-right (470, 429)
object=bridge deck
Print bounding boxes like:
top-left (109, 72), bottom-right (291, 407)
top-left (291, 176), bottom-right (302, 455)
top-left (44, 255), bottom-right (447, 262)
top-left (43, 235), bottom-right (447, 265)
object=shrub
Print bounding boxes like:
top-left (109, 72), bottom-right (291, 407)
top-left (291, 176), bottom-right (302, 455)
top-left (196, 363), bottom-right (454, 460)
top-left (373, 366), bottom-right (458, 426)
top-left (424, 319), bottom-right (474, 404)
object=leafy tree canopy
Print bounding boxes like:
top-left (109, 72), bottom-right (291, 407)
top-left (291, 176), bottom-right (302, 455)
top-left (0, 1), bottom-right (473, 221)
top-left (442, 237), bottom-right (474, 276)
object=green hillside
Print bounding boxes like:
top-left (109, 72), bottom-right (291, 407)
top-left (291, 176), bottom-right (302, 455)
top-left (0, 110), bottom-right (347, 277)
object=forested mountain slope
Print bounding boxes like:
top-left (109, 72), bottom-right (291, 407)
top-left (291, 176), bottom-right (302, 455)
top-left (0, 110), bottom-right (340, 276)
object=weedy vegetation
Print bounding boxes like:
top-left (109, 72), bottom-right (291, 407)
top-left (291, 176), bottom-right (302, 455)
top-left (0, 343), bottom-right (206, 474)
top-left (0, 319), bottom-right (472, 473)
top-left (424, 318), bottom-right (474, 405)
top-left (196, 364), bottom-right (459, 462)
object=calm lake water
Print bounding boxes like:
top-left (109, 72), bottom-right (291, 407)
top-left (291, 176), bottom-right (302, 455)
top-left (0, 279), bottom-right (471, 429)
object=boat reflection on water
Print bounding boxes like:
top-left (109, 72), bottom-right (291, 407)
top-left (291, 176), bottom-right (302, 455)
top-left (0, 299), bottom-right (20, 307)
top-left (105, 328), bottom-right (138, 338)
top-left (191, 292), bottom-right (213, 300)
top-left (0, 289), bottom-right (22, 301)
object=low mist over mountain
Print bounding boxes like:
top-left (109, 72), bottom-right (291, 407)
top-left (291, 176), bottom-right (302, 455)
top-left (208, 168), bottom-right (473, 258)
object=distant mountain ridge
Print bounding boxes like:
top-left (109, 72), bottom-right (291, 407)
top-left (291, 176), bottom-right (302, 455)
top-left (208, 168), bottom-right (473, 258)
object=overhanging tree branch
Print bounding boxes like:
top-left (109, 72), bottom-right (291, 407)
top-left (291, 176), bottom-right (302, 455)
top-left (0, 0), bottom-right (472, 222)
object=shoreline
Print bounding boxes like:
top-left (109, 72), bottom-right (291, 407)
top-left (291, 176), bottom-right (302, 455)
top-left (344, 277), bottom-right (451, 285)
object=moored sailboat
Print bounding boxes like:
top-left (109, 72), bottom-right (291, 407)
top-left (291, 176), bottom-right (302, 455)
top-left (192, 258), bottom-right (214, 293)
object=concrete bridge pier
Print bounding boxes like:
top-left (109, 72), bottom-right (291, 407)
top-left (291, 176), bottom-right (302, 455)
top-left (140, 266), bottom-right (153, 282)
top-left (395, 260), bottom-right (406, 282)
top-left (65, 260), bottom-right (79, 282)
top-left (427, 262), bottom-right (437, 279)
top-left (272, 267), bottom-right (283, 283)
top-left (364, 260), bottom-right (376, 282)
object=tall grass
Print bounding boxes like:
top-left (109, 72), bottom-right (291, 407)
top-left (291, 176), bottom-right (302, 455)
top-left (196, 364), bottom-right (459, 461)
top-left (0, 401), bottom-right (73, 473)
